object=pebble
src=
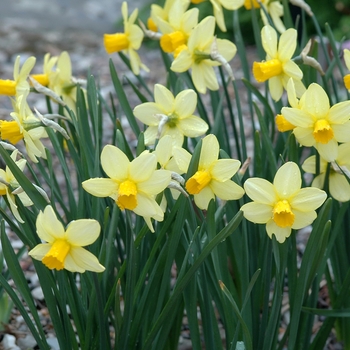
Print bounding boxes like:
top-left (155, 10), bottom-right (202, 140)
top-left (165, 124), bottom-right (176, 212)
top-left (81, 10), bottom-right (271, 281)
top-left (2, 334), bottom-right (21, 350)
top-left (31, 286), bottom-right (44, 301)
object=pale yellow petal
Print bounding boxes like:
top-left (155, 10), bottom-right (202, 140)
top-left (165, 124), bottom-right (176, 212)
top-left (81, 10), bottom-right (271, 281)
top-left (268, 76), bottom-right (284, 101)
top-left (134, 194), bottom-right (163, 218)
top-left (344, 49), bottom-right (350, 70)
top-left (281, 107), bottom-right (311, 128)
top-left (290, 187), bottom-right (326, 211)
top-left (172, 147), bottom-right (191, 173)
top-left (332, 122), bottom-right (350, 143)
top-left (154, 84), bottom-right (175, 110)
top-left (133, 102), bottom-right (165, 125)
top-left (261, 25), bottom-right (278, 58)
top-left (177, 116), bottom-right (208, 138)
top-left (266, 220), bottom-right (291, 243)
top-left (329, 173), bottom-right (350, 202)
top-left (240, 202), bottom-right (272, 224)
top-left (130, 153), bottom-right (157, 182)
top-left (174, 89), bottom-right (197, 117)
top-left (101, 145), bottom-right (129, 180)
top-left (329, 101), bottom-right (350, 124)
top-left (273, 162), bottom-right (301, 198)
top-left (199, 134), bottom-right (219, 169)
top-left (216, 39), bottom-right (237, 62)
top-left (210, 180), bottom-right (244, 200)
top-left (82, 178), bottom-right (118, 198)
top-left (211, 159), bottom-right (241, 181)
top-left (278, 28), bottom-right (297, 61)
top-left (292, 210), bottom-right (317, 229)
top-left (243, 178), bottom-right (276, 204)
top-left (37, 206), bottom-right (65, 242)
top-left (28, 243), bottom-right (51, 261)
top-left (303, 84), bottom-right (329, 118)
top-left (66, 220), bottom-right (101, 246)
top-left (137, 169), bottom-right (171, 195)
top-left (171, 49), bottom-right (193, 72)
top-left (316, 140), bottom-right (338, 162)
top-left (283, 60), bottom-right (303, 80)
top-left (155, 135), bottom-right (173, 167)
top-left (68, 247), bottom-right (105, 273)
top-left (193, 185), bottom-right (215, 210)
top-left (293, 126), bottom-right (315, 147)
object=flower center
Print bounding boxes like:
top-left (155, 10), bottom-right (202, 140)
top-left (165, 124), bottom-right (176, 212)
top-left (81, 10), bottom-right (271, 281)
top-left (0, 120), bottom-right (24, 144)
top-left (0, 79), bottom-right (16, 96)
top-left (0, 185), bottom-right (7, 196)
top-left (167, 113), bottom-right (179, 128)
top-left (117, 179), bottom-right (138, 210)
top-left (313, 119), bottom-right (334, 144)
top-left (275, 114), bottom-right (295, 132)
top-left (273, 200), bottom-right (295, 228)
top-left (160, 31), bottom-right (187, 53)
top-left (194, 50), bottom-right (211, 64)
top-left (104, 33), bottom-right (130, 54)
top-left (186, 170), bottom-right (211, 194)
top-left (31, 74), bottom-right (49, 87)
top-left (344, 74), bottom-right (350, 90)
top-left (244, 0), bottom-right (261, 9)
top-left (42, 239), bottom-right (71, 270)
top-left (253, 59), bottom-right (283, 82)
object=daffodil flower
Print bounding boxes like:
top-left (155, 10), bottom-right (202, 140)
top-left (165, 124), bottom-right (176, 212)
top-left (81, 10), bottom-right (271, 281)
top-left (82, 145), bottom-right (171, 232)
top-left (185, 134), bottom-right (244, 210)
top-left (171, 16), bottom-right (237, 94)
top-left (0, 150), bottom-right (33, 223)
top-left (343, 49), bottom-right (350, 91)
top-left (104, 2), bottom-right (148, 75)
top-left (30, 53), bottom-right (58, 87)
top-left (244, 0), bottom-right (285, 34)
top-left (302, 143), bottom-right (350, 202)
top-left (281, 83), bottom-right (350, 162)
top-left (133, 84), bottom-right (208, 146)
top-left (241, 162), bottom-right (327, 243)
top-left (0, 56), bottom-right (36, 97)
top-left (253, 25), bottom-right (304, 101)
top-left (28, 205), bottom-right (105, 273)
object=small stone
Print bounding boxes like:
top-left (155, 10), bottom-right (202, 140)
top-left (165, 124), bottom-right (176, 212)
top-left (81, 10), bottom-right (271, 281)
top-left (2, 334), bottom-right (21, 350)
top-left (17, 334), bottom-right (37, 349)
top-left (47, 337), bottom-right (60, 350)
top-left (31, 286), bottom-right (44, 300)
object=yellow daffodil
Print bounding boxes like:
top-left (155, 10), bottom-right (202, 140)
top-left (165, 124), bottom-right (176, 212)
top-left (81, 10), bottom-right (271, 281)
top-left (343, 49), bottom-right (350, 91)
top-left (281, 83), bottom-right (350, 162)
top-left (28, 205), bottom-right (105, 273)
top-left (157, 2), bottom-right (198, 55)
top-left (0, 56), bottom-right (36, 97)
top-left (82, 145), bottom-right (172, 232)
top-left (171, 16), bottom-right (237, 94)
top-left (185, 134), bottom-right (244, 210)
top-left (104, 2), bottom-right (148, 75)
top-left (133, 84), bottom-right (208, 146)
top-left (244, 0), bottom-right (285, 33)
top-left (253, 25), bottom-right (304, 101)
top-left (241, 162), bottom-right (327, 243)
top-left (5, 93), bottom-right (48, 163)
top-left (0, 150), bottom-right (33, 223)
top-left (302, 143), bottom-right (350, 202)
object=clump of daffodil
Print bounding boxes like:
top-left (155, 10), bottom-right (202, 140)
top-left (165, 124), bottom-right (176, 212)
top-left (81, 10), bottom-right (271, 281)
top-left (0, 56), bottom-right (36, 97)
top-left (104, 2), bottom-right (149, 75)
top-left (133, 84), bottom-right (208, 146)
top-left (0, 150), bottom-right (33, 223)
top-left (343, 49), bottom-right (350, 91)
top-left (241, 162), bottom-right (327, 243)
top-left (82, 145), bottom-right (172, 232)
top-left (253, 25), bottom-right (304, 101)
top-left (171, 16), bottom-right (236, 94)
top-left (281, 83), bottom-right (350, 162)
top-left (244, 0), bottom-right (285, 33)
top-left (302, 142), bottom-right (350, 202)
top-left (185, 134), bottom-right (244, 210)
top-left (28, 205), bottom-right (105, 273)
top-left (156, 2), bottom-right (198, 55)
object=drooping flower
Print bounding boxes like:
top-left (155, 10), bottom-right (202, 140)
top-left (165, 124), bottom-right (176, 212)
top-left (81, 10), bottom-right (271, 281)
top-left (302, 142), bottom-right (350, 202)
top-left (185, 134), bottom-right (244, 210)
top-left (343, 49), bottom-right (350, 91)
top-left (281, 83), bottom-right (350, 162)
top-left (133, 84), bottom-right (208, 146)
top-left (104, 2), bottom-right (148, 75)
top-left (28, 205), bottom-right (105, 273)
top-left (82, 145), bottom-right (171, 232)
top-left (244, 0), bottom-right (285, 34)
top-left (252, 25), bottom-right (304, 101)
top-left (0, 150), bottom-right (33, 223)
top-left (241, 162), bottom-right (327, 243)
top-left (0, 56), bottom-right (36, 97)
top-left (171, 16), bottom-right (237, 94)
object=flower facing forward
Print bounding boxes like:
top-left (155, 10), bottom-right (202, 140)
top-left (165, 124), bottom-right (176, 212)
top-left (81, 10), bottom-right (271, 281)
top-left (82, 145), bottom-right (171, 232)
top-left (185, 134), bottom-right (244, 210)
top-left (281, 83), bottom-right (350, 161)
top-left (104, 2), bottom-right (148, 75)
top-left (343, 49), bottom-right (350, 91)
top-left (133, 84), bottom-right (208, 146)
top-left (302, 142), bottom-right (350, 202)
top-left (241, 162), bottom-right (327, 243)
top-left (171, 16), bottom-right (237, 94)
top-left (253, 25), bottom-right (304, 101)
top-left (0, 150), bottom-right (33, 223)
top-left (28, 206), bottom-right (105, 273)
top-left (0, 56), bottom-right (36, 97)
